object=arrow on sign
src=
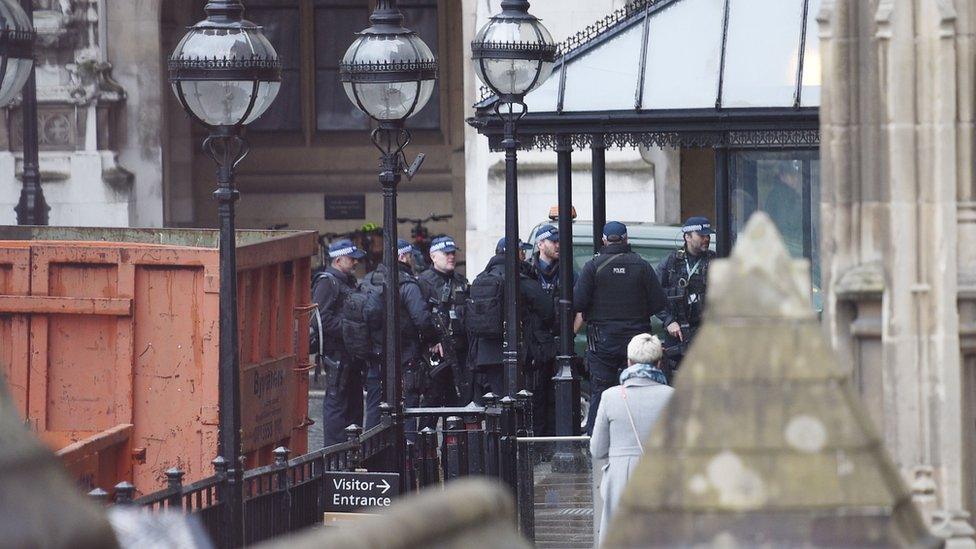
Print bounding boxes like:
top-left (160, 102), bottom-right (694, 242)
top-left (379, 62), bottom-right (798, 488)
top-left (378, 479), bottom-right (391, 494)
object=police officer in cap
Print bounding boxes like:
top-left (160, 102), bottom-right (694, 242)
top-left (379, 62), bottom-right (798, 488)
top-left (313, 238), bottom-right (366, 447)
top-left (418, 235), bottom-right (471, 404)
top-left (656, 216), bottom-right (716, 372)
top-left (468, 237), bottom-right (554, 399)
top-left (528, 224), bottom-right (574, 436)
top-left (362, 239), bottom-right (439, 432)
top-left (574, 221), bottom-right (667, 435)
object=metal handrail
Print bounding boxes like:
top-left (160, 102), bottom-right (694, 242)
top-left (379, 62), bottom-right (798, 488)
top-left (516, 435), bottom-right (591, 442)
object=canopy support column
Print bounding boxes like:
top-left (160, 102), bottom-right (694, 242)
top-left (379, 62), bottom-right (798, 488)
top-left (591, 135), bottom-right (607, 254)
top-left (554, 136), bottom-right (580, 438)
top-left (714, 146), bottom-right (731, 256)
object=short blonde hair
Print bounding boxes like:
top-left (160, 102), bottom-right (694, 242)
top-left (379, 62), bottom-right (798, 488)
top-left (627, 333), bottom-right (663, 365)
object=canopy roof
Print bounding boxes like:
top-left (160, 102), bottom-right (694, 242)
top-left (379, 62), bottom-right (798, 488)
top-left (470, 0), bottom-right (821, 150)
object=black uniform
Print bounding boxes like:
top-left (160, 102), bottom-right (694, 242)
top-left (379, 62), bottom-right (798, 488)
top-left (362, 262), bottom-right (439, 432)
top-left (528, 255), bottom-right (574, 436)
top-left (470, 255), bottom-right (555, 400)
top-left (574, 242), bottom-right (667, 435)
top-left (312, 266), bottom-right (364, 447)
top-left (656, 247), bottom-right (715, 373)
top-left (418, 267), bottom-right (471, 405)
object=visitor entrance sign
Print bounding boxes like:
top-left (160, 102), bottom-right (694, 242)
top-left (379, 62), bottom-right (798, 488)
top-left (323, 471), bottom-right (400, 513)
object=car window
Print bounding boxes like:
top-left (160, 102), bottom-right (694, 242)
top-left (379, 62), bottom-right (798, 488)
top-left (572, 244), bottom-right (675, 272)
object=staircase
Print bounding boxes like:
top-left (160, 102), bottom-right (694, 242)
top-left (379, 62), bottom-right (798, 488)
top-left (528, 461), bottom-right (594, 548)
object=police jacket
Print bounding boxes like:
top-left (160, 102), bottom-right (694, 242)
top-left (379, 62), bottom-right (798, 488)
top-left (573, 243), bottom-right (667, 352)
top-left (368, 262), bottom-right (439, 364)
top-left (656, 248), bottom-right (715, 329)
top-left (418, 267), bottom-right (468, 346)
top-left (473, 255), bottom-right (555, 367)
top-left (311, 266), bottom-right (357, 355)
top-left (531, 255), bottom-right (578, 295)
top-left (531, 255), bottom-right (578, 335)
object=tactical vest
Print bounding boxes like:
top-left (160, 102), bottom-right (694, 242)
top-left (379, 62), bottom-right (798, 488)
top-left (588, 252), bottom-right (652, 320)
top-left (663, 249), bottom-right (711, 326)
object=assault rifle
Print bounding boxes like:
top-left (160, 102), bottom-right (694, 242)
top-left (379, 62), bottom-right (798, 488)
top-left (429, 285), bottom-right (456, 372)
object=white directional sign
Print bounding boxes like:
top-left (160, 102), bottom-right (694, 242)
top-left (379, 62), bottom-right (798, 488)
top-left (323, 471), bottom-right (400, 513)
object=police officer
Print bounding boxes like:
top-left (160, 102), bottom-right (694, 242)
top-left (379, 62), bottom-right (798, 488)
top-left (313, 239), bottom-right (366, 447)
top-left (418, 235), bottom-right (471, 405)
top-left (468, 237), bottom-right (554, 399)
top-left (527, 224), bottom-right (572, 436)
top-left (574, 221), bottom-right (667, 435)
top-left (656, 216), bottom-right (716, 372)
top-left (362, 239), bottom-right (440, 432)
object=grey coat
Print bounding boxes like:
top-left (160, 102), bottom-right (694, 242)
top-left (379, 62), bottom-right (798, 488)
top-left (590, 377), bottom-right (674, 545)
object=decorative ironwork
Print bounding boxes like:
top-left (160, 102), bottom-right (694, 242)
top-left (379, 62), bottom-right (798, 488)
top-left (471, 40), bottom-right (558, 61)
top-left (338, 59), bottom-right (437, 83)
top-left (499, 128), bottom-right (820, 152)
top-left (727, 128), bottom-right (821, 148)
top-left (559, 0), bottom-right (661, 57)
top-left (168, 56), bottom-right (282, 82)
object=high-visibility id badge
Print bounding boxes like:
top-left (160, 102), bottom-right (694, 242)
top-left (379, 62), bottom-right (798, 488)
top-left (449, 309), bottom-right (458, 320)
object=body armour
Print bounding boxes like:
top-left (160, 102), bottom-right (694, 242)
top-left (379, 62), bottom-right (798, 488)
top-left (588, 252), bottom-right (653, 321)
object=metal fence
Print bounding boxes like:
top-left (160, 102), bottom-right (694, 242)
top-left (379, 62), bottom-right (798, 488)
top-left (91, 393), bottom-right (530, 548)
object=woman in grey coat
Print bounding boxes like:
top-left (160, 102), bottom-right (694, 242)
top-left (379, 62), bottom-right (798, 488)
top-left (590, 333), bottom-right (674, 545)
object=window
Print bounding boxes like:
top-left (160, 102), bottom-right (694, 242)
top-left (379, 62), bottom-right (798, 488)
top-left (247, 0), bottom-right (302, 131)
top-left (246, 0), bottom-right (441, 132)
top-left (730, 150), bottom-right (821, 310)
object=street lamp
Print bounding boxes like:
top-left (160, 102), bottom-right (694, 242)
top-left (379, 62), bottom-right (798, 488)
top-left (340, 0), bottom-right (436, 483)
top-left (168, 0), bottom-right (280, 545)
top-left (472, 0), bottom-right (556, 396)
top-left (0, 0), bottom-right (47, 225)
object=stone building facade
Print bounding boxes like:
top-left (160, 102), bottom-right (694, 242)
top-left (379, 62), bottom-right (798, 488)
top-left (3, 0), bottom-right (976, 541)
top-left (821, 0), bottom-right (976, 543)
top-left (0, 0), bottom-right (663, 276)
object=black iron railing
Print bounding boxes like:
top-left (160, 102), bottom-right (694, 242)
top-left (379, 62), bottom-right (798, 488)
top-left (92, 395), bottom-right (531, 548)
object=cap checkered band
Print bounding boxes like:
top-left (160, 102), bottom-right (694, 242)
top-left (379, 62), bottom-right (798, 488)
top-left (430, 240), bottom-right (456, 252)
top-left (329, 246), bottom-right (357, 258)
top-left (682, 224), bottom-right (710, 233)
top-left (537, 229), bottom-right (557, 241)
top-left (603, 232), bottom-right (627, 240)
top-left (398, 245), bottom-right (414, 256)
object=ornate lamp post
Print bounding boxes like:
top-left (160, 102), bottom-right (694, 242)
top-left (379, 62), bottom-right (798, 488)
top-left (472, 0), bottom-right (556, 396)
top-left (168, 1), bottom-right (281, 545)
top-left (339, 0), bottom-right (436, 482)
top-left (0, 0), bottom-right (47, 224)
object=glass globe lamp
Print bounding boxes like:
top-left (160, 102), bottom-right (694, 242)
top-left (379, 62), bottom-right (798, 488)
top-left (471, 0), bottom-right (557, 101)
top-left (169, 0), bottom-right (281, 127)
top-left (339, 0), bottom-right (437, 124)
top-left (0, 0), bottom-right (34, 108)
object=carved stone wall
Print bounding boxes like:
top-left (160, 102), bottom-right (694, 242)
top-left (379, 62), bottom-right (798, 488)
top-left (820, 0), bottom-right (976, 544)
top-left (0, 0), bottom-right (148, 227)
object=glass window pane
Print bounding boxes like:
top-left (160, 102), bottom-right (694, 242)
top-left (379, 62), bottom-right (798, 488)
top-left (316, 70), bottom-right (370, 130)
top-left (313, 1), bottom-right (440, 130)
top-left (243, 4), bottom-right (300, 130)
top-left (247, 5), bottom-right (300, 70)
top-left (250, 69), bottom-right (302, 131)
top-left (402, 4), bottom-right (440, 129)
top-left (315, 6), bottom-right (370, 69)
top-left (730, 150), bottom-right (820, 309)
top-left (409, 85), bottom-right (440, 129)
top-left (642, 0), bottom-right (725, 109)
top-left (562, 22), bottom-right (643, 112)
top-left (800, 0), bottom-right (822, 107)
top-left (722, 0), bottom-right (804, 108)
